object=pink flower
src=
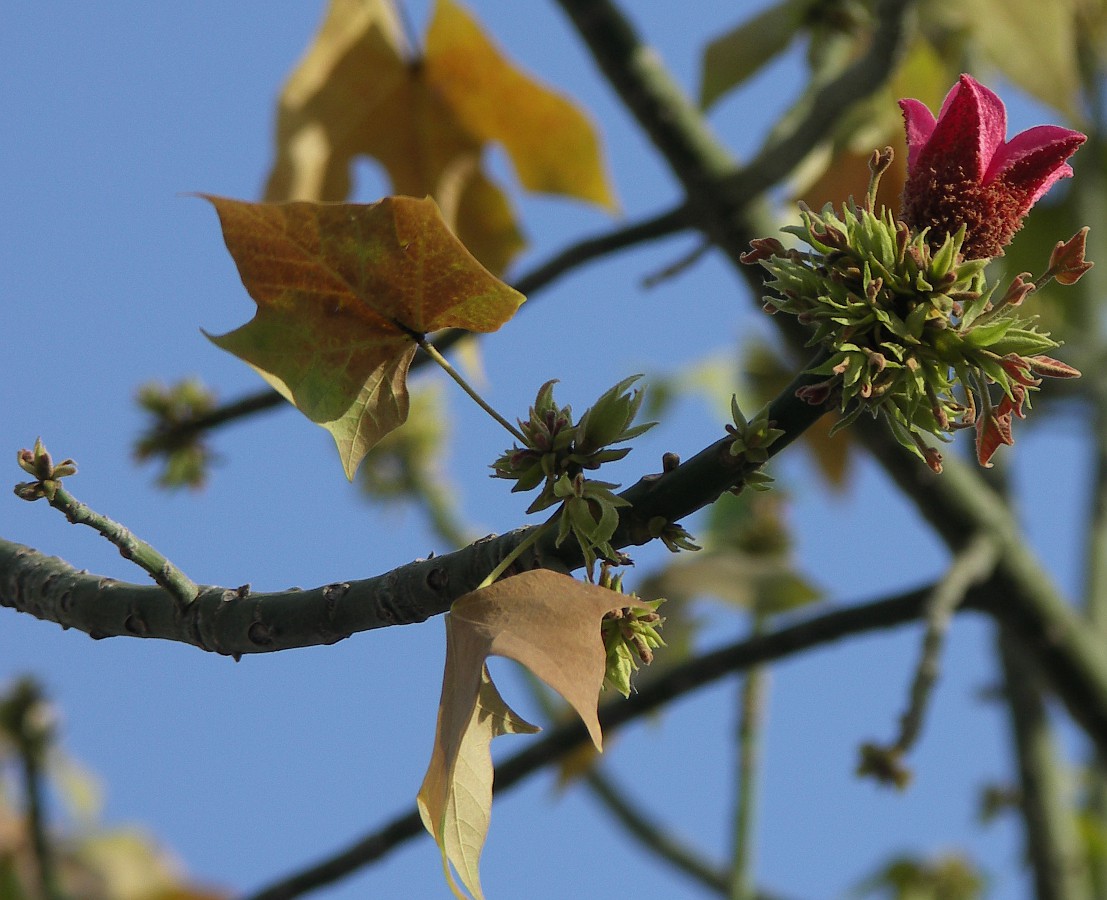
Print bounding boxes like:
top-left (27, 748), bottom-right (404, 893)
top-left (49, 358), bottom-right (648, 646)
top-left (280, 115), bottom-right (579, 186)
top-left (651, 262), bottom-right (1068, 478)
top-left (900, 74), bottom-right (1085, 259)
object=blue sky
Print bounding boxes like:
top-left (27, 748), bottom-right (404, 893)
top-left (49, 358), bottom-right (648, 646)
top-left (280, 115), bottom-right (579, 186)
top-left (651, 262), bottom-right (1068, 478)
top-left (2, 2), bottom-right (1091, 898)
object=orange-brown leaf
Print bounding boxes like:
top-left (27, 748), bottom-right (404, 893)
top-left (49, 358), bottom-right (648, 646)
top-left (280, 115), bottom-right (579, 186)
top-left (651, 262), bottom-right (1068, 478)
top-left (203, 194), bottom-right (524, 478)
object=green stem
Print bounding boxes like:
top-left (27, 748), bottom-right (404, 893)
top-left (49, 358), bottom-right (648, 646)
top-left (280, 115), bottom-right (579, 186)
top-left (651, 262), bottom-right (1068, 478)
top-left (45, 486), bottom-right (199, 605)
top-left (893, 532), bottom-right (999, 754)
top-left (997, 627), bottom-right (1090, 900)
top-left (729, 616), bottom-right (766, 900)
top-left (476, 522), bottom-right (552, 590)
top-left (418, 338), bottom-right (527, 444)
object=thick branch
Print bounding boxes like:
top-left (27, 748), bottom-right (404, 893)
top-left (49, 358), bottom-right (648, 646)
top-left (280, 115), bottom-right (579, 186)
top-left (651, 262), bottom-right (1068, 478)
top-left (0, 531), bottom-right (526, 655)
top-left (2, 361), bottom-right (830, 653)
top-left (553, 0), bottom-right (914, 250)
top-left (554, 0), bottom-right (1107, 759)
top-left (243, 581), bottom-right (954, 900)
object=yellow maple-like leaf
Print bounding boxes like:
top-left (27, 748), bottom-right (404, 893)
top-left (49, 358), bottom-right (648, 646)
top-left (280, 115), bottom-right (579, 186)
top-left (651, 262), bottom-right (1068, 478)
top-left (202, 194), bottom-right (525, 479)
top-left (265, 0), bottom-right (616, 276)
top-left (424, 0), bottom-right (616, 210)
top-left (417, 570), bottom-right (649, 899)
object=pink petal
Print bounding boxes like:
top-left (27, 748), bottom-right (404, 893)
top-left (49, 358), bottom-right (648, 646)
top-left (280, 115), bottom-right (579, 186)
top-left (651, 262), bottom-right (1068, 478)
top-left (903, 74), bottom-right (1009, 180)
top-left (985, 125), bottom-right (1085, 192)
top-left (987, 124), bottom-right (1080, 209)
top-left (899, 99), bottom-right (936, 170)
top-left (922, 75), bottom-right (1007, 180)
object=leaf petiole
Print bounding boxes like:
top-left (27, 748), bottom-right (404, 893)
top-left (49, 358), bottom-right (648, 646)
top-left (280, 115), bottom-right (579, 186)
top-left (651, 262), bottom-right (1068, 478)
top-left (418, 337), bottom-right (527, 443)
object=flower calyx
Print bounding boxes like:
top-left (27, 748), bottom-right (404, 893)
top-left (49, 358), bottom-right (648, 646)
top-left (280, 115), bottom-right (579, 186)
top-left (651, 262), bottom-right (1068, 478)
top-left (744, 176), bottom-right (1086, 470)
top-left (14, 438), bottom-right (77, 502)
top-left (493, 377), bottom-right (655, 572)
top-left (647, 517), bottom-right (702, 553)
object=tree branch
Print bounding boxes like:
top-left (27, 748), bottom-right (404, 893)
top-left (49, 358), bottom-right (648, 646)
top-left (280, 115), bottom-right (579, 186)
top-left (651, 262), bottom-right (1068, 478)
top-left (892, 532), bottom-right (1000, 755)
top-left (552, 0), bottom-right (915, 249)
top-left (553, 0), bottom-right (1107, 762)
top-left (242, 581), bottom-right (955, 900)
top-left (2, 360), bottom-right (831, 653)
top-left (996, 626), bottom-right (1089, 900)
top-left (717, 0), bottom-right (916, 203)
top-left (584, 767), bottom-right (730, 896)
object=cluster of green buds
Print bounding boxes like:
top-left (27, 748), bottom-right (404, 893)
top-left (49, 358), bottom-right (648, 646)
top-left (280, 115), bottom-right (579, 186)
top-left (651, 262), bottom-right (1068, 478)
top-left (14, 438), bottom-right (77, 502)
top-left (597, 565), bottom-right (666, 697)
top-left (134, 378), bottom-right (217, 489)
top-left (493, 377), bottom-right (654, 571)
top-left (726, 397), bottom-right (784, 488)
top-left (742, 150), bottom-right (1086, 471)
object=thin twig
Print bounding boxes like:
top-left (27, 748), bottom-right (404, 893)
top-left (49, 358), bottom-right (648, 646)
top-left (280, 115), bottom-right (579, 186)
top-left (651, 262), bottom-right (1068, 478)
top-left (521, 672), bottom-right (728, 894)
top-left (513, 204), bottom-right (689, 296)
top-left (241, 581), bottom-right (973, 900)
top-left (41, 486), bottom-right (199, 605)
top-left (584, 767), bottom-right (729, 895)
top-left (729, 616), bottom-right (766, 900)
top-left (892, 532), bottom-right (1000, 755)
